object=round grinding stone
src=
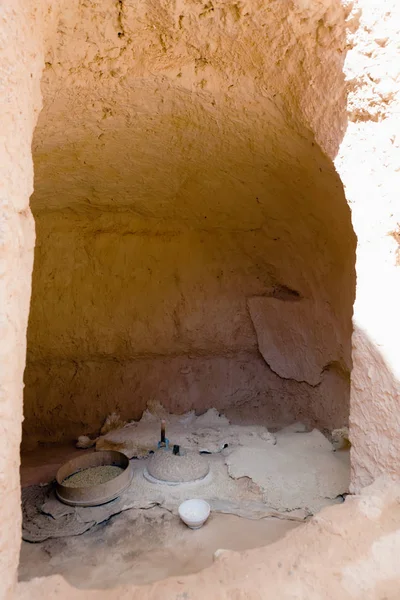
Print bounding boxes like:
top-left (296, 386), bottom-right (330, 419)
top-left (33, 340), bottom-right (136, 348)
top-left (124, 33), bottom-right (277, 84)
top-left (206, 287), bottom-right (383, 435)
top-left (147, 449), bottom-right (209, 483)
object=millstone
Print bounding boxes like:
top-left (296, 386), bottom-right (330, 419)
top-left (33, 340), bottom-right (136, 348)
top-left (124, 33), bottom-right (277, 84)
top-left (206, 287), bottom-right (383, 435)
top-left (146, 449), bottom-right (209, 483)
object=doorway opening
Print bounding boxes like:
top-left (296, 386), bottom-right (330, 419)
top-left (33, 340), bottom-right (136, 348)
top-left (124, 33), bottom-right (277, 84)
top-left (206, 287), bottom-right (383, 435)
top-left (19, 0), bottom-right (355, 590)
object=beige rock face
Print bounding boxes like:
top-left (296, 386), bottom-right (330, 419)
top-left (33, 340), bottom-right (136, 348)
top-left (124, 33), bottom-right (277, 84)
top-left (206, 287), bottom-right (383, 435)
top-left (1, 0), bottom-right (399, 598)
top-left (23, 0), bottom-right (355, 445)
top-left (248, 296), bottom-right (350, 385)
top-left (0, 2), bottom-right (45, 596)
top-left (334, 0), bottom-right (400, 492)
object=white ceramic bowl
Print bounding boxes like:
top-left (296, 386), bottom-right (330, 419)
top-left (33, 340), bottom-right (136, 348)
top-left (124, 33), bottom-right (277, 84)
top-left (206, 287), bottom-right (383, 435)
top-left (178, 499), bottom-right (211, 529)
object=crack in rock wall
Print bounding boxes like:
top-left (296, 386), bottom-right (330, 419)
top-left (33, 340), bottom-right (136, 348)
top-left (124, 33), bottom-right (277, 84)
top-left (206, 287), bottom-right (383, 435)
top-left (23, 0), bottom-right (356, 445)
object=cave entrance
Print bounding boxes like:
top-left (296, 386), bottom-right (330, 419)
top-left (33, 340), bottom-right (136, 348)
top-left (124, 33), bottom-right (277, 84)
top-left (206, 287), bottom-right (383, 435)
top-left (18, 1), bottom-right (356, 590)
top-left (19, 94), bottom-right (355, 586)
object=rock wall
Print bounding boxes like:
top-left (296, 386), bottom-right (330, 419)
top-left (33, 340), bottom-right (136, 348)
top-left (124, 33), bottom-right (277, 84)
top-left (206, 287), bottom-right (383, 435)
top-left (24, 153), bottom-right (354, 443)
top-left (23, 0), bottom-right (356, 445)
top-left (0, 2), bottom-right (46, 596)
top-left (335, 0), bottom-right (400, 492)
top-left (2, 0), bottom-right (398, 598)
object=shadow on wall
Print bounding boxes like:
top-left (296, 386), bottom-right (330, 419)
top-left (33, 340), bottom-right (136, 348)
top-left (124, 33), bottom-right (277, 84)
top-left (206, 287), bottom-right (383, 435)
top-left (22, 0), bottom-right (356, 447)
top-left (22, 123), bottom-right (356, 447)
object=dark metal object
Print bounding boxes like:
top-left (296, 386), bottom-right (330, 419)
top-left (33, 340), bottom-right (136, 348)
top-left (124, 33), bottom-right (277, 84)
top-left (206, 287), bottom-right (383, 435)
top-left (56, 450), bottom-right (132, 507)
top-left (158, 419), bottom-right (169, 449)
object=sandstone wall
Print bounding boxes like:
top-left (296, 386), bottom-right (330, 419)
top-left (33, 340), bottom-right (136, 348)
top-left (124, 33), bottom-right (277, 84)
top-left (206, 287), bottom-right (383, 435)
top-left (335, 0), bottom-right (400, 492)
top-left (4, 0), bottom-right (395, 598)
top-left (24, 204), bottom-right (352, 443)
top-left (0, 2), bottom-right (45, 596)
top-left (22, 0), bottom-right (356, 445)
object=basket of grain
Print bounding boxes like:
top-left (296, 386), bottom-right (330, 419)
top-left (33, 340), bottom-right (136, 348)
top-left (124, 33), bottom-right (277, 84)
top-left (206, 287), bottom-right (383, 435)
top-left (56, 450), bottom-right (132, 507)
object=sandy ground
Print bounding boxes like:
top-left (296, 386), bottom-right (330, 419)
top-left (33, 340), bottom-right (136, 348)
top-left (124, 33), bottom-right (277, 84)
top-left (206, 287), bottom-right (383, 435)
top-left (19, 505), bottom-right (299, 589)
top-left (19, 443), bottom-right (299, 588)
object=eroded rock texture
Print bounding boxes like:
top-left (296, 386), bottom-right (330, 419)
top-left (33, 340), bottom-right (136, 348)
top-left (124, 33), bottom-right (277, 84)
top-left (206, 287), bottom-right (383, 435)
top-left (23, 0), bottom-right (356, 445)
top-left (0, 1), bottom-right (46, 594)
top-left (335, 0), bottom-right (400, 492)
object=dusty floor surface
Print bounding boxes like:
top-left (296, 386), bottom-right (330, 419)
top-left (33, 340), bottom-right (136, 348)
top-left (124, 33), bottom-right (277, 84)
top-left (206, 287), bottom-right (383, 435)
top-left (20, 414), bottom-right (349, 545)
top-left (17, 478), bottom-right (400, 600)
top-left (19, 506), bottom-right (299, 588)
top-left (19, 433), bottom-right (299, 588)
top-left (19, 417), bottom-right (348, 588)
